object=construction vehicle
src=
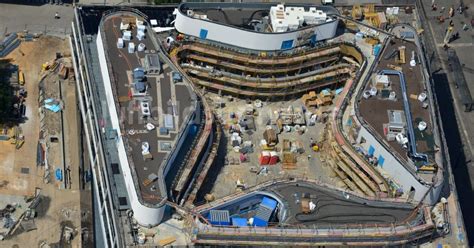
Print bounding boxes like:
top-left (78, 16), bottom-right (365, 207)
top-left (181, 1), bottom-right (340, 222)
top-left (18, 70), bottom-right (25, 85)
top-left (41, 62), bottom-right (50, 71)
top-left (5, 126), bottom-right (25, 149)
top-left (321, 0), bottom-right (333, 5)
top-left (418, 164), bottom-right (437, 173)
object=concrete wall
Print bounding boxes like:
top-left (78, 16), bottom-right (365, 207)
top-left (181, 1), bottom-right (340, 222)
top-left (97, 29), bottom-right (165, 227)
top-left (356, 127), bottom-right (441, 205)
top-left (174, 8), bottom-right (339, 51)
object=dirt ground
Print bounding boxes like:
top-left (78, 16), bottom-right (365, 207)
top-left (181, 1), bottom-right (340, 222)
top-left (0, 36), bottom-right (84, 247)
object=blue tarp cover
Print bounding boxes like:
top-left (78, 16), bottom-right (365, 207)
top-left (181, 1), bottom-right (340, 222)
top-left (260, 197), bottom-right (277, 210)
top-left (55, 168), bottom-right (63, 181)
top-left (253, 216), bottom-right (268, 227)
top-left (232, 217), bottom-right (247, 227)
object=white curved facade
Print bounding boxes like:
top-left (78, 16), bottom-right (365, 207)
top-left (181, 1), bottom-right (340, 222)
top-left (174, 6), bottom-right (339, 51)
top-left (97, 29), bottom-right (165, 227)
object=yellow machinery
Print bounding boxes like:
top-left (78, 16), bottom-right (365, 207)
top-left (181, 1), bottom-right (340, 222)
top-left (396, 46), bottom-right (406, 64)
top-left (3, 126), bottom-right (24, 149)
top-left (19, 70), bottom-right (25, 85)
top-left (312, 145), bottom-right (320, 152)
top-left (364, 13), bottom-right (380, 28)
top-left (387, 64), bottom-right (403, 71)
top-left (363, 4), bottom-right (375, 14)
top-left (42, 62), bottom-right (50, 71)
top-left (418, 164), bottom-right (437, 173)
top-left (352, 4), bottom-right (362, 20)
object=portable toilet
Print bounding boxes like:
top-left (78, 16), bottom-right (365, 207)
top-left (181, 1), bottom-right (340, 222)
top-left (117, 38), bottom-right (124, 48)
top-left (259, 151), bottom-right (270, 165)
top-left (128, 42), bottom-right (135, 53)
top-left (269, 151), bottom-right (279, 165)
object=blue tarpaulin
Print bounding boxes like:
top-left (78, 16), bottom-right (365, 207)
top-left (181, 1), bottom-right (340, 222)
top-left (44, 103), bottom-right (61, 113)
top-left (55, 168), bottom-right (63, 181)
top-left (261, 197), bottom-right (277, 210)
top-left (232, 217), bottom-right (247, 227)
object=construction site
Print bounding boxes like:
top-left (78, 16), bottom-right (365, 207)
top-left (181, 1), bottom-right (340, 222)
top-left (61, 1), bottom-right (465, 247)
top-left (0, 31), bottom-right (91, 248)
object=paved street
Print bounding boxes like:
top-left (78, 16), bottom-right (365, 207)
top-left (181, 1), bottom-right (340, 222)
top-left (0, 3), bottom-right (74, 36)
top-left (420, 0), bottom-right (474, 245)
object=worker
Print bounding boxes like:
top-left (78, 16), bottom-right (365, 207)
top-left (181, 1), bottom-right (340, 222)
top-left (449, 20), bottom-right (454, 27)
top-left (463, 23), bottom-right (469, 31)
top-left (307, 154), bottom-right (312, 161)
top-left (55, 12), bottom-right (60, 19)
top-left (310, 138), bottom-right (315, 147)
top-left (432, 3), bottom-right (438, 11)
top-left (440, 6), bottom-right (445, 13)
top-left (448, 6), bottom-right (454, 18)
top-left (458, 3), bottom-right (464, 14)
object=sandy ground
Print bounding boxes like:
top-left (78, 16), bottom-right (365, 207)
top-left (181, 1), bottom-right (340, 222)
top-left (0, 37), bottom-right (84, 247)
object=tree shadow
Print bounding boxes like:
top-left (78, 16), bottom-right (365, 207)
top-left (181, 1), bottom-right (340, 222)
top-left (0, 59), bottom-right (27, 126)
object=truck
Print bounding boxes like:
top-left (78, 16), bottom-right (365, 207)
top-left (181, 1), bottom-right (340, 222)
top-left (321, 0), bottom-right (334, 5)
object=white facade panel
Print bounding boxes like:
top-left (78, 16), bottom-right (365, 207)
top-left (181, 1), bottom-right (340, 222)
top-left (357, 127), bottom-right (441, 205)
top-left (97, 29), bottom-right (165, 227)
top-left (174, 9), bottom-right (338, 51)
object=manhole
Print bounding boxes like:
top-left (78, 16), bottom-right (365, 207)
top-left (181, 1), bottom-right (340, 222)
top-left (21, 167), bottom-right (30, 174)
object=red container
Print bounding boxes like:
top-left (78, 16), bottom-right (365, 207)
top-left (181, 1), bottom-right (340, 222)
top-left (268, 151), bottom-right (279, 165)
top-left (259, 151), bottom-right (270, 165)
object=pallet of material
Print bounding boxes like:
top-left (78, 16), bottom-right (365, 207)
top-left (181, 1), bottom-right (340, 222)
top-left (301, 198), bottom-right (310, 214)
top-left (282, 152), bottom-right (297, 169)
top-left (118, 96), bottom-right (130, 102)
top-left (158, 236), bottom-right (176, 246)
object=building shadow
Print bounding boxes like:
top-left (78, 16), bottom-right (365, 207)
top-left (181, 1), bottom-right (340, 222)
top-left (432, 71), bottom-right (473, 245)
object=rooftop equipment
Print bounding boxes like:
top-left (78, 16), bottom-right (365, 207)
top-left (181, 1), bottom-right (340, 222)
top-left (117, 38), bottom-right (124, 49)
top-left (133, 67), bottom-right (145, 81)
top-left (137, 43), bottom-right (146, 52)
top-left (144, 54), bottom-right (161, 74)
top-left (253, 197), bottom-right (278, 227)
top-left (140, 101), bottom-right (151, 118)
top-left (269, 4), bottom-right (328, 33)
top-left (209, 210), bottom-right (230, 226)
top-left (418, 121), bottom-right (427, 131)
top-left (128, 42), bottom-right (135, 53)
top-left (137, 31), bottom-right (145, 41)
top-left (123, 31), bottom-right (132, 41)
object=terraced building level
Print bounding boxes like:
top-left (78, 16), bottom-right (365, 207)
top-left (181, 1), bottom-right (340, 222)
top-left (173, 41), bottom-right (363, 98)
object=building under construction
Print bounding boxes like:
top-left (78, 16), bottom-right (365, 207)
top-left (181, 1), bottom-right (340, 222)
top-left (70, 2), bottom-right (463, 247)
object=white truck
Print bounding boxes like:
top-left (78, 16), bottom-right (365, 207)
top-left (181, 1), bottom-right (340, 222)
top-left (321, 0), bottom-right (334, 5)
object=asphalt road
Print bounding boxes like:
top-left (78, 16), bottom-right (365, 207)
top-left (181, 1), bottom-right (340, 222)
top-left (419, 0), bottom-right (474, 245)
top-left (0, 3), bottom-right (74, 36)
